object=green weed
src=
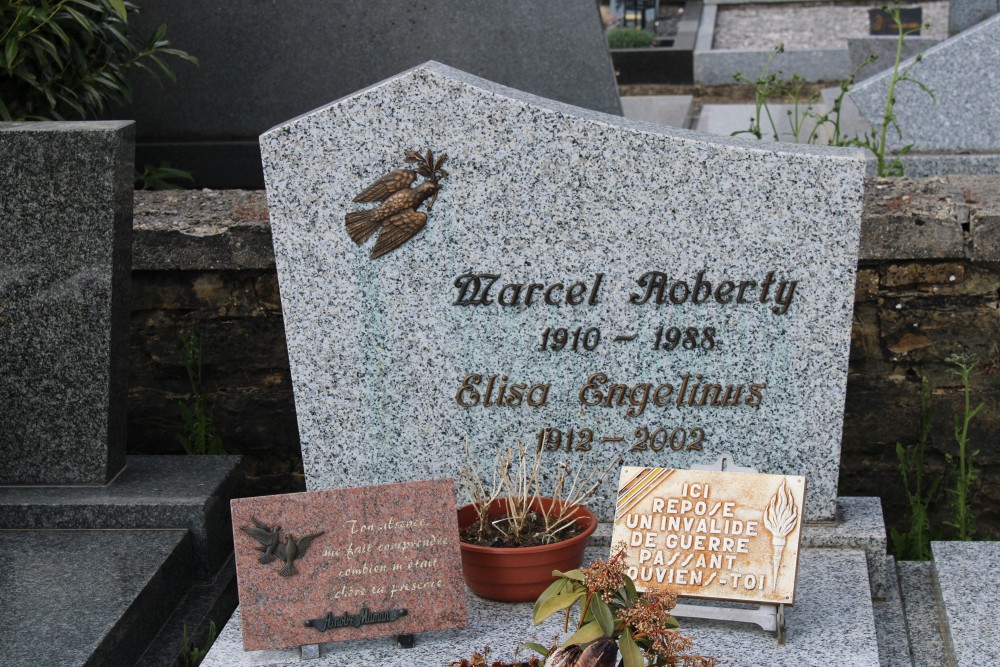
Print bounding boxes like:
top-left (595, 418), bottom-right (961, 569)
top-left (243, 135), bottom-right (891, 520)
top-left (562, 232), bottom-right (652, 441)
top-left (179, 620), bottom-right (217, 667)
top-left (177, 331), bottom-right (225, 455)
top-left (890, 376), bottom-right (940, 561)
top-left (943, 351), bottom-right (984, 541)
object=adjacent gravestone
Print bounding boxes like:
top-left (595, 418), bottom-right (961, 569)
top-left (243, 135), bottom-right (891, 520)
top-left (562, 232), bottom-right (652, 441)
top-left (0, 122), bottom-right (243, 667)
top-left (261, 61), bottom-right (866, 523)
top-left (119, 0), bottom-right (621, 188)
top-left (847, 36), bottom-right (942, 81)
top-left (849, 14), bottom-right (1000, 152)
top-left (949, 0), bottom-right (1000, 34)
top-left (0, 121), bottom-right (133, 485)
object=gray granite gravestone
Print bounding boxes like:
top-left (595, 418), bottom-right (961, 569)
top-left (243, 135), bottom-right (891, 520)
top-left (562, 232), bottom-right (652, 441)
top-left (849, 14), bottom-right (1000, 153)
top-left (0, 121), bottom-right (132, 485)
top-left (261, 61), bottom-right (866, 524)
top-left (0, 122), bottom-right (242, 666)
top-left (847, 36), bottom-right (942, 81)
top-left (949, 0), bottom-right (1000, 34)
top-left (117, 0), bottom-right (620, 188)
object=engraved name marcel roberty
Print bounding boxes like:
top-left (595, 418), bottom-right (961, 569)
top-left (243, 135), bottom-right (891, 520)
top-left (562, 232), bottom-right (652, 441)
top-left (449, 269), bottom-right (799, 456)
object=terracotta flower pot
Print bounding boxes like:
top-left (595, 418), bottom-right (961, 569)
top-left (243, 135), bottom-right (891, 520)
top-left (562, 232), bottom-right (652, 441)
top-left (457, 497), bottom-right (597, 602)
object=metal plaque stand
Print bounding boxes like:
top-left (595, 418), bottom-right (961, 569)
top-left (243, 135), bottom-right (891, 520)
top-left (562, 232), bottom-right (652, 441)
top-left (668, 453), bottom-right (787, 644)
top-left (299, 633), bottom-right (416, 660)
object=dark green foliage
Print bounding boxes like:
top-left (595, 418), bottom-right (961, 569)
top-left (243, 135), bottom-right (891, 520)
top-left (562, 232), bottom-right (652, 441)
top-left (944, 352), bottom-right (984, 542)
top-left (607, 27), bottom-right (654, 49)
top-left (890, 377), bottom-right (941, 561)
top-left (135, 161), bottom-right (194, 190)
top-left (0, 0), bottom-right (197, 121)
top-left (178, 331), bottom-right (226, 455)
top-left (179, 620), bottom-right (217, 667)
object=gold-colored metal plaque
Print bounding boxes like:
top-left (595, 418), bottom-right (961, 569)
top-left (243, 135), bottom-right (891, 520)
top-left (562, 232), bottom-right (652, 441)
top-left (611, 466), bottom-right (806, 605)
top-left (345, 149), bottom-right (448, 260)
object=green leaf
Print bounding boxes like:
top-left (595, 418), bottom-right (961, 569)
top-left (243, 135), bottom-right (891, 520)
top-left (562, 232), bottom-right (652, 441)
top-left (552, 568), bottom-right (586, 582)
top-left (560, 620), bottom-right (605, 648)
top-left (533, 578), bottom-right (568, 616)
top-left (518, 642), bottom-right (550, 658)
top-left (533, 591), bottom-right (584, 625)
top-left (108, 0), bottom-right (128, 22)
top-left (590, 596), bottom-right (615, 636)
top-left (620, 628), bottom-right (644, 667)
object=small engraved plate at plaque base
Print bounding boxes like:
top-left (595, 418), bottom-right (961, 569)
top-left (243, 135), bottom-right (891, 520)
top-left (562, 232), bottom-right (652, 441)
top-left (612, 458), bottom-right (805, 643)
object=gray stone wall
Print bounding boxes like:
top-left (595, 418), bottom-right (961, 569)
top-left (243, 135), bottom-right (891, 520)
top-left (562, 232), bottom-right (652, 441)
top-left (129, 178), bottom-right (1000, 534)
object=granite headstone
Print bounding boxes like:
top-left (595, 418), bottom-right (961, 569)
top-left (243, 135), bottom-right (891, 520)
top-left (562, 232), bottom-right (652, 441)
top-left (0, 121), bottom-right (133, 485)
top-left (849, 14), bottom-right (1000, 152)
top-left (261, 61), bottom-right (865, 523)
top-left (949, 0), bottom-right (1000, 34)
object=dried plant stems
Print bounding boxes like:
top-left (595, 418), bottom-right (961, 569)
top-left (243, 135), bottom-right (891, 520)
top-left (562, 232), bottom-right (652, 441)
top-left (460, 439), bottom-right (620, 546)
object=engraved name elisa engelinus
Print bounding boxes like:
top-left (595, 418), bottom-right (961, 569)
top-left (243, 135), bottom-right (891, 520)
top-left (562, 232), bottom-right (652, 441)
top-left (345, 149), bottom-right (448, 259)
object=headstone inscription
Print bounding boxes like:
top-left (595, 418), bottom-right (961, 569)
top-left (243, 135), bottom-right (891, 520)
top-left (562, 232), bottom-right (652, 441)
top-left (230, 479), bottom-right (467, 651)
top-left (260, 61), bottom-right (865, 524)
top-left (611, 466), bottom-right (806, 605)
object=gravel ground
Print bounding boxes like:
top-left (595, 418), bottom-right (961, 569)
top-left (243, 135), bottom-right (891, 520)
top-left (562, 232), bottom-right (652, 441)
top-left (714, 0), bottom-right (949, 50)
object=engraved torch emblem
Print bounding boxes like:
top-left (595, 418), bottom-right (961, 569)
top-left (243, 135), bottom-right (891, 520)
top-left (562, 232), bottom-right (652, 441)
top-left (345, 149), bottom-right (448, 259)
top-left (762, 481), bottom-right (798, 591)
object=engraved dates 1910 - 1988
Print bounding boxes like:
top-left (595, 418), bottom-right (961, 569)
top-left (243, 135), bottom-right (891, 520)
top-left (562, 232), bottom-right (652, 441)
top-left (538, 325), bottom-right (717, 352)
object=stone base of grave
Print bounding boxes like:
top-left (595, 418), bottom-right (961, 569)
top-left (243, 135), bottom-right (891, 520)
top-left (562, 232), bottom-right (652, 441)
top-left (0, 455), bottom-right (242, 666)
top-left (203, 548), bottom-right (881, 667)
top-left (203, 496), bottom-right (889, 666)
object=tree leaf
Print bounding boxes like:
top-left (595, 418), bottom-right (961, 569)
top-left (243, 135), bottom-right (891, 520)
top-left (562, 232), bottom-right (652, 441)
top-left (620, 628), bottom-right (644, 667)
top-left (533, 591), bottom-right (584, 625)
top-left (518, 642), bottom-right (550, 658)
top-left (560, 620), bottom-right (606, 648)
top-left (108, 0), bottom-right (128, 22)
top-left (590, 595), bottom-right (615, 636)
top-left (552, 568), bottom-right (586, 582)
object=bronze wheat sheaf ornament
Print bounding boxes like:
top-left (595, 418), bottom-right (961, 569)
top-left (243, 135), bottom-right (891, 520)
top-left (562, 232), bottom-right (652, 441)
top-left (345, 149), bottom-right (448, 259)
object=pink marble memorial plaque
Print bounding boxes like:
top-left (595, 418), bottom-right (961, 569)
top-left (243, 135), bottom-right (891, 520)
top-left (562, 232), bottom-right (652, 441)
top-left (231, 478), bottom-right (468, 650)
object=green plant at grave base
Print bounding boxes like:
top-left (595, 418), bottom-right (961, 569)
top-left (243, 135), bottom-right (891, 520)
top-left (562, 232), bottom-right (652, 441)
top-left (803, 53), bottom-right (877, 146)
top-left (943, 351), bottom-right (984, 542)
top-left (0, 0), bottom-right (197, 121)
top-left (732, 44), bottom-right (786, 141)
top-left (179, 620), bottom-right (217, 667)
top-left (177, 330), bottom-right (226, 455)
top-left (607, 27), bottom-right (654, 49)
top-left (850, 2), bottom-right (935, 177)
top-left (890, 376), bottom-right (941, 561)
top-left (135, 161), bottom-right (194, 190)
top-left (523, 547), bottom-right (717, 667)
top-left (732, 47), bottom-right (877, 146)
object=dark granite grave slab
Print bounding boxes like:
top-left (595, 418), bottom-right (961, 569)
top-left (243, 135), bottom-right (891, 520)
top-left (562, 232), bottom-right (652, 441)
top-left (115, 0), bottom-right (620, 188)
top-left (0, 121), bottom-right (133, 485)
top-left (137, 556), bottom-right (238, 667)
top-left (0, 455), bottom-right (241, 577)
top-left (0, 529), bottom-right (192, 667)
